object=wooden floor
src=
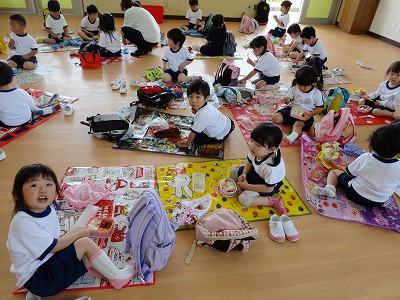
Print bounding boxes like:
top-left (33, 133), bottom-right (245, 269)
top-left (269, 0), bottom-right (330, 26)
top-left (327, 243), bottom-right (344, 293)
top-left (0, 14), bottom-right (400, 300)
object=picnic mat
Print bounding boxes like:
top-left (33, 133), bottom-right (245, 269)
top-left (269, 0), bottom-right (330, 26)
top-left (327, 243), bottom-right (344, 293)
top-left (230, 93), bottom-right (304, 147)
top-left (14, 165), bottom-right (157, 295)
top-left (13, 65), bottom-right (59, 85)
top-left (156, 159), bottom-right (311, 224)
top-left (347, 101), bottom-right (393, 125)
top-left (0, 88), bottom-right (78, 147)
top-left (113, 106), bottom-right (225, 159)
top-left (300, 134), bottom-right (400, 232)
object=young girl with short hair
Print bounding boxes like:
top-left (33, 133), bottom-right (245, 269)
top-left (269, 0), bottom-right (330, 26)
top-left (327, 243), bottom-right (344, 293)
top-left (6, 164), bottom-right (134, 298)
top-left (312, 123), bottom-right (400, 207)
top-left (358, 61), bottom-right (400, 120)
top-left (192, 14), bottom-right (226, 56)
top-left (281, 23), bottom-right (303, 59)
top-left (98, 13), bottom-right (121, 58)
top-left (272, 65), bottom-right (324, 144)
top-left (238, 35), bottom-right (281, 89)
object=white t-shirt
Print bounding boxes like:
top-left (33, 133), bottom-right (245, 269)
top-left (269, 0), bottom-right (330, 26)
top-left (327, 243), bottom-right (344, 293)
top-left (254, 51), bottom-right (281, 77)
top-left (185, 8), bottom-right (202, 25)
top-left (123, 7), bottom-right (160, 44)
top-left (45, 14), bottom-right (68, 37)
top-left (292, 35), bottom-right (304, 51)
top-left (247, 151), bottom-right (286, 185)
top-left (369, 81), bottom-right (400, 110)
top-left (6, 205), bottom-right (60, 288)
top-left (0, 88), bottom-right (36, 126)
top-left (277, 13), bottom-right (290, 30)
top-left (347, 153), bottom-right (400, 203)
top-left (80, 16), bottom-right (99, 32)
top-left (162, 46), bottom-right (193, 72)
top-left (302, 39), bottom-right (327, 60)
top-left (9, 33), bottom-right (38, 56)
top-left (99, 31), bottom-right (121, 53)
top-left (191, 103), bottom-right (231, 140)
top-left (286, 85), bottom-right (324, 112)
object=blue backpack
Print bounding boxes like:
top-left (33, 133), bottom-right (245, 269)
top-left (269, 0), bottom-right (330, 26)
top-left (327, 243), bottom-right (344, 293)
top-left (223, 31), bottom-right (237, 56)
top-left (324, 87), bottom-right (350, 113)
top-left (125, 189), bottom-right (178, 283)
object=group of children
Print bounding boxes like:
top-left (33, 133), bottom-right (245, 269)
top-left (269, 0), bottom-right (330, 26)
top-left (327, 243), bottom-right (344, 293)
top-left (2, 0), bottom-right (400, 297)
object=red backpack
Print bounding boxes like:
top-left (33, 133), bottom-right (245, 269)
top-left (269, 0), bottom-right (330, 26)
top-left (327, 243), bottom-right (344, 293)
top-left (313, 108), bottom-right (356, 146)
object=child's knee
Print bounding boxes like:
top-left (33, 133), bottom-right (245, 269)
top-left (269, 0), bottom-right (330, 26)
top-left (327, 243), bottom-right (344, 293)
top-left (271, 113), bottom-right (282, 123)
top-left (239, 190), bottom-right (260, 207)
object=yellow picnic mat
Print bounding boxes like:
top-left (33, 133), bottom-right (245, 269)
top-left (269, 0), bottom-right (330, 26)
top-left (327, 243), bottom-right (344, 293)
top-left (156, 159), bottom-right (311, 222)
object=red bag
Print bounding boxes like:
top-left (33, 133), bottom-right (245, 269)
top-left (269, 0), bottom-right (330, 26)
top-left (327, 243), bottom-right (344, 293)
top-left (78, 41), bottom-right (101, 69)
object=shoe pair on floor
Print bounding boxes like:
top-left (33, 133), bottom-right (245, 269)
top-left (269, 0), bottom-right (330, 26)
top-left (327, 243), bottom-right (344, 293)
top-left (269, 214), bottom-right (299, 242)
top-left (111, 79), bottom-right (127, 94)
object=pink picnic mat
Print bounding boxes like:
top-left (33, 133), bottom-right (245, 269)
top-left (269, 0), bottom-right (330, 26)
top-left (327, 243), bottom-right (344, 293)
top-left (230, 98), bottom-right (302, 147)
top-left (300, 134), bottom-right (400, 232)
top-left (348, 101), bottom-right (394, 125)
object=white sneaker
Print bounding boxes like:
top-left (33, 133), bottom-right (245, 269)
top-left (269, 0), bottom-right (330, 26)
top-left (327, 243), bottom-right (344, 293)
top-left (130, 80), bottom-right (147, 87)
top-left (119, 80), bottom-right (127, 94)
top-left (269, 214), bottom-right (285, 242)
top-left (63, 103), bottom-right (74, 116)
top-left (356, 60), bottom-right (371, 69)
top-left (312, 186), bottom-right (336, 198)
top-left (111, 79), bottom-right (122, 90)
top-left (280, 215), bottom-right (299, 242)
top-left (0, 149), bottom-right (6, 161)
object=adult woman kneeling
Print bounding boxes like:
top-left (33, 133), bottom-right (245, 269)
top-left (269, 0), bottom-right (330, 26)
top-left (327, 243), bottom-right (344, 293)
top-left (120, 0), bottom-right (161, 56)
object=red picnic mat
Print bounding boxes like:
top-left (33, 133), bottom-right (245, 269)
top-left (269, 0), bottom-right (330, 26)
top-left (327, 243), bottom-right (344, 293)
top-left (348, 101), bottom-right (394, 125)
top-left (0, 88), bottom-right (78, 147)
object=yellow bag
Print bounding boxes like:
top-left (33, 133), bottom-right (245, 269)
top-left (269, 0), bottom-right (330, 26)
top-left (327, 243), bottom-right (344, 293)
top-left (0, 35), bottom-right (8, 54)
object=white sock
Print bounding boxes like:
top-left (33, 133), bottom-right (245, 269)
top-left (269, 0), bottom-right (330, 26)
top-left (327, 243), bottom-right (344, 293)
top-left (90, 249), bottom-right (134, 289)
top-left (37, 106), bottom-right (56, 115)
top-left (312, 184), bottom-right (336, 197)
top-left (284, 132), bottom-right (299, 143)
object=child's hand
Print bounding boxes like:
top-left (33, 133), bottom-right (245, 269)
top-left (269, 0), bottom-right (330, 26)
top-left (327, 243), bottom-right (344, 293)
top-left (7, 34), bottom-right (15, 48)
top-left (238, 174), bottom-right (246, 182)
top-left (238, 79), bottom-right (246, 85)
top-left (236, 180), bottom-right (248, 190)
top-left (22, 54), bottom-right (30, 60)
top-left (374, 100), bottom-right (380, 106)
top-left (283, 97), bottom-right (291, 104)
top-left (67, 225), bottom-right (90, 238)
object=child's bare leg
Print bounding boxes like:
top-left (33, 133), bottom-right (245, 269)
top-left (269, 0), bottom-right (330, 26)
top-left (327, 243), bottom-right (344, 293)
top-left (77, 31), bottom-right (91, 41)
top-left (63, 36), bottom-right (72, 41)
top-left (312, 169), bottom-right (343, 197)
top-left (271, 112), bottom-right (284, 124)
top-left (284, 120), bottom-right (304, 143)
top-left (238, 191), bottom-right (286, 215)
top-left (43, 37), bottom-right (56, 44)
top-left (23, 61), bottom-right (37, 70)
top-left (358, 98), bottom-right (366, 105)
top-left (255, 80), bottom-right (267, 89)
top-left (74, 237), bottom-right (134, 289)
top-left (372, 108), bottom-right (394, 118)
top-left (289, 51), bottom-right (299, 59)
top-left (162, 73), bottom-right (172, 83)
top-left (7, 60), bottom-right (17, 69)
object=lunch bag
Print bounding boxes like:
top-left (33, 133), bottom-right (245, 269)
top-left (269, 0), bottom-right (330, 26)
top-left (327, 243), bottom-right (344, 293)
top-left (78, 41), bottom-right (101, 69)
top-left (81, 114), bottom-right (133, 142)
top-left (136, 85), bottom-right (174, 109)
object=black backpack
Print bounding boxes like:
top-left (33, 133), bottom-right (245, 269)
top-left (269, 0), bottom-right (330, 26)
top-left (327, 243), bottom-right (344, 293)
top-left (255, 0), bottom-right (270, 24)
top-left (136, 86), bottom-right (174, 109)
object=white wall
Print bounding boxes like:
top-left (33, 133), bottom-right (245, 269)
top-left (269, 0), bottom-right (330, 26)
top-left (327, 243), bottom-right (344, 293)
top-left (369, 0), bottom-right (400, 42)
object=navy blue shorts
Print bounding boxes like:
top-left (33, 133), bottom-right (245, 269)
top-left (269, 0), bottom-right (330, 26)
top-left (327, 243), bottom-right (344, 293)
top-left (47, 33), bottom-right (64, 44)
top-left (268, 27), bottom-right (286, 38)
top-left (165, 68), bottom-right (188, 81)
top-left (364, 99), bottom-right (395, 112)
top-left (277, 106), bottom-right (315, 131)
top-left (338, 173), bottom-right (383, 207)
top-left (23, 243), bottom-right (87, 297)
top-left (259, 74), bottom-right (280, 85)
top-left (237, 165), bottom-right (282, 196)
top-left (8, 55), bottom-right (37, 68)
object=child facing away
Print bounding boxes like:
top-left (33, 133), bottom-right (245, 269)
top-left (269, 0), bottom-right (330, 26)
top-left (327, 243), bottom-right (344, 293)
top-left (272, 65), bottom-right (324, 144)
top-left (281, 23), bottom-right (304, 59)
top-left (6, 164), bottom-right (135, 298)
top-left (176, 79), bottom-right (235, 147)
top-left (293, 26), bottom-right (327, 85)
top-left (192, 14), bottom-right (226, 57)
top-left (229, 123), bottom-right (299, 242)
top-left (98, 13), bottom-right (121, 58)
top-left (183, 0), bottom-right (203, 33)
top-left (77, 4), bottom-right (100, 41)
top-left (238, 35), bottom-right (281, 90)
top-left (268, 1), bottom-right (292, 38)
top-left (0, 62), bottom-right (56, 128)
top-left (358, 61), bottom-right (400, 120)
top-left (312, 123), bottom-right (400, 207)
top-left (7, 14), bottom-right (38, 71)
top-left (162, 28), bottom-right (197, 83)
top-left (43, 0), bottom-right (72, 44)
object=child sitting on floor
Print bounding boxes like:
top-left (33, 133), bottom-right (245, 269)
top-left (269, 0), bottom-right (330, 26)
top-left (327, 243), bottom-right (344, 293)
top-left (272, 65), bottom-right (324, 144)
top-left (176, 79), bottom-right (234, 147)
top-left (281, 23), bottom-right (303, 59)
top-left (192, 14), bottom-right (226, 56)
top-left (268, 1), bottom-right (292, 38)
top-left (0, 62), bottom-right (55, 128)
top-left (183, 0), bottom-right (203, 33)
top-left (98, 13), bottom-right (121, 58)
top-left (162, 28), bottom-right (197, 83)
top-left (312, 123), bottom-right (400, 207)
top-left (43, 0), bottom-right (72, 45)
top-left (7, 14), bottom-right (38, 71)
top-left (358, 61), bottom-right (400, 120)
top-left (77, 4), bottom-right (100, 41)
